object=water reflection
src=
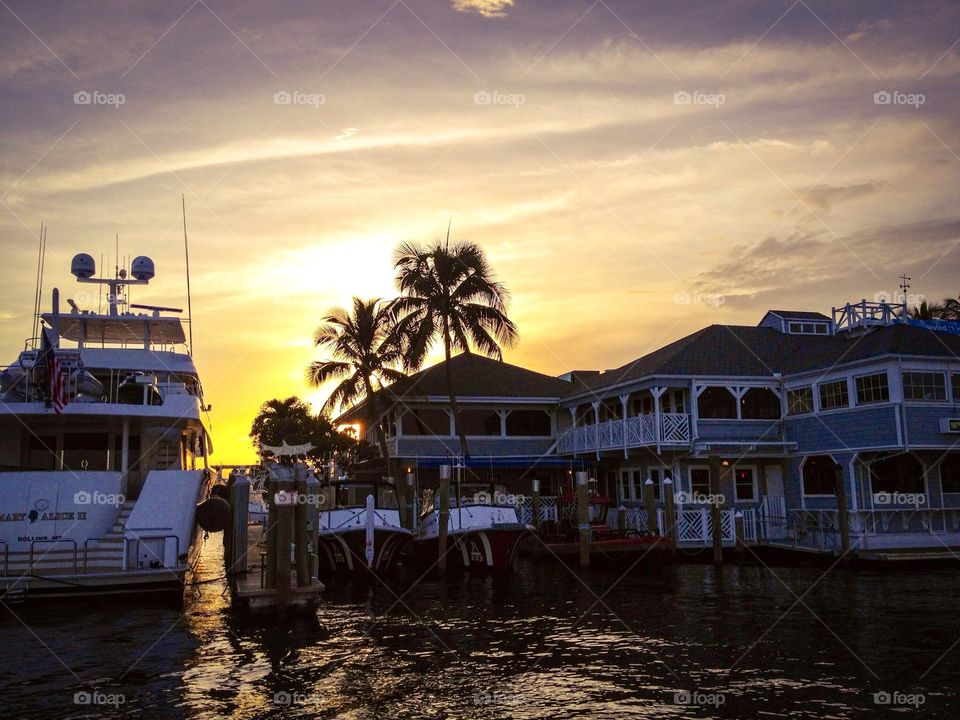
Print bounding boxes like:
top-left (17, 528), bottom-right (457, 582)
top-left (0, 535), bottom-right (956, 718)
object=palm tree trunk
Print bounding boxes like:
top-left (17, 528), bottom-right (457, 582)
top-left (443, 319), bottom-right (470, 460)
top-left (363, 375), bottom-right (393, 479)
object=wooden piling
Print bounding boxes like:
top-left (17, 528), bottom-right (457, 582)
top-left (617, 505), bottom-right (627, 533)
top-left (265, 477), bottom-right (278, 589)
top-left (576, 471), bottom-right (590, 569)
top-left (834, 465), bottom-right (851, 560)
top-left (734, 511), bottom-right (745, 557)
top-left (643, 479), bottom-right (658, 534)
top-left (438, 464), bottom-right (451, 574)
top-left (229, 474), bottom-right (250, 576)
top-left (293, 464), bottom-right (312, 587)
top-left (709, 455), bottom-right (724, 565)
top-left (662, 478), bottom-right (677, 550)
top-left (531, 478), bottom-right (541, 532)
top-left (275, 473), bottom-right (294, 610)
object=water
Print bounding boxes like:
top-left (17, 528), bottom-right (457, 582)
top-left (2, 537), bottom-right (957, 718)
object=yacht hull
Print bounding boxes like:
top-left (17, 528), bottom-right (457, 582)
top-left (316, 527), bottom-right (411, 576)
top-left (413, 525), bottom-right (528, 571)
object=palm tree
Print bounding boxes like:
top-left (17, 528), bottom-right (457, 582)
top-left (392, 233), bottom-right (518, 459)
top-left (910, 300), bottom-right (946, 320)
top-left (941, 292), bottom-right (960, 320)
top-left (306, 298), bottom-right (406, 474)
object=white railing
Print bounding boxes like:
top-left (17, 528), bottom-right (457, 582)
top-left (759, 495), bottom-right (788, 540)
top-left (786, 508), bottom-right (960, 549)
top-left (558, 413), bottom-right (690, 454)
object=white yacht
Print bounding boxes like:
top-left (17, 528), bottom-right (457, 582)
top-left (0, 252), bottom-right (214, 600)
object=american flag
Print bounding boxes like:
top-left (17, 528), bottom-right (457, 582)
top-left (41, 328), bottom-right (66, 414)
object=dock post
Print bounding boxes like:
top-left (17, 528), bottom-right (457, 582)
top-left (709, 455), bottom-right (724, 565)
top-left (293, 464), bottom-right (311, 588)
top-left (644, 479), bottom-right (658, 535)
top-left (229, 474), bottom-right (250, 577)
top-left (617, 505), bottom-right (627, 533)
top-left (438, 464), bottom-right (451, 574)
top-left (576, 470), bottom-right (590, 570)
top-left (531, 479), bottom-right (541, 532)
top-left (305, 469), bottom-right (320, 580)
top-left (834, 466), bottom-right (852, 562)
top-left (275, 471), bottom-right (295, 611)
top-left (734, 511), bottom-right (745, 558)
top-left (662, 478), bottom-right (677, 551)
top-left (406, 472), bottom-right (417, 531)
top-left (265, 475), bottom-right (278, 589)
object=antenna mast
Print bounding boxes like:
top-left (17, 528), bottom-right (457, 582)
top-left (182, 194), bottom-right (194, 355)
top-left (35, 225), bottom-right (47, 344)
top-left (899, 274), bottom-right (911, 297)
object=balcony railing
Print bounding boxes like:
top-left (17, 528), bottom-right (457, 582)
top-left (557, 413), bottom-right (691, 454)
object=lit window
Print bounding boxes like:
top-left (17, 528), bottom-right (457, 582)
top-left (734, 468), bottom-right (756, 501)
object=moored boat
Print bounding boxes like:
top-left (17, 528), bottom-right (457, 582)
top-left (316, 480), bottom-right (411, 576)
top-left (0, 250), bottom-right (215, 601)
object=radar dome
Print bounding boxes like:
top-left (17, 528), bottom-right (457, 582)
top-left (131, 256), bottom-right (155, 281)
top-left (71, 253), bottom-right (96, 279)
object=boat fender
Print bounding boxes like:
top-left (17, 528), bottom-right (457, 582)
top-left (196, 497), bottom-right (231, 533)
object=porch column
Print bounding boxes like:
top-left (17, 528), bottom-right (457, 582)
top-left (592, 401), bottom-right (601, 460)
top-left (835, 465), bottom-right (852, 560)
top-left (652, 387), bottom-right (666, 454)
top-left (620, 394), bottom-right (629, 459)
top-left (690, 380), bottom-right (700, 441)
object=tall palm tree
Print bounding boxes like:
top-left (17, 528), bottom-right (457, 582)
top-left (306, 297), bottom-right (406, 473)
top-left (392, 234), bottom-right (518, 459)
top-left (910, 300), bottom-right (946, 320)
top-left (941, 292), bottom-right (960, 320)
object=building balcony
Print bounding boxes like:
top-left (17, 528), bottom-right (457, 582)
top-left (557, 413), bottom-right (691, 454)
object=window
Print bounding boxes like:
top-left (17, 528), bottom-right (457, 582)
top-left (505, 410), bottom-right (551, 436)
top-left (869, 454), bottom-right (925, 495)
top-left (855, 372), bottom-right (889, 404)
top-left (734, 468), bottom-right (756, 502)
top-left (689, 467), bottom-right (710, 497)
top-left (903, 372), bottom-right (946, 402)
top-left (788, 321), bottom-right (829, 335)
top-left (401, 409), bottom-right (452, 436)
top-left (631, 395), bottom-right (654, 415)
top-left (819, 380), bottom-right (849, 410)
top-left (740, 388), bottom-right (781, 419)
top-left (802, 455), bottom-right (838, 496)
top-left (697, 386), bottom-right (737, 419)
top-left (456, 409), bottom-right (502, 436)
top-left (953, 374), bottom-right (960, 403)
top-left (941, 456), bottom-right (960, 494)
top-left (786, 387), bottom-right (814, 415)
top-left (647, 468), bottom-right (663, 501)
top-left (26, 435), bottom-right (57, 471)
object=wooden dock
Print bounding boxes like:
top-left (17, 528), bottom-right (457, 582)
top-left (232, 523), bottom-right (323, 614)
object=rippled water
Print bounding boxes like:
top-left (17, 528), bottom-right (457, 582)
top-left (2, 537), bottom-right (958, 718)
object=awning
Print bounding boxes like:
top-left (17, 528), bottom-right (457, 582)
top-left (43, 313), bottom-right (186, 345)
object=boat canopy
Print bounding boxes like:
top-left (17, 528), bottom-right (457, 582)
top-left (42, 312), bottom-right (186, 345)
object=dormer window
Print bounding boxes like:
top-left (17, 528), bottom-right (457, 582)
top-left (787, 321), bottom-right (829, 335)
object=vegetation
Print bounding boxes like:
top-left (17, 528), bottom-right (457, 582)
top-left (305, 298), bottom-right (407, 472)
top-left (391, 235), bottom-right (518, 458)
top-left (909, 292), bottom-right (960, 320)
top-left (249, 396), bottom-right (353, 468)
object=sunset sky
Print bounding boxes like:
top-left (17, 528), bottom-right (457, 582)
top-left (2, 0), bottom-right (959, 462)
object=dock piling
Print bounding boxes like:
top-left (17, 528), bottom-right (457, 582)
top-left (709, 455), bottom-right (724, 565)
top-left (834, 466), bottom-right (852, 562)
top-left (293, 464), bottom-right (312, 587)
top-left (576, 471), bottom-right (590, 570)
top-left (662, 478), bottom-right (677, 551)
top-left (643, 479), bottom-right (657, 535)
top-left (531, 479), bottom-right (541, 532)
top-left (438, 464), bottom-right (451, 574)
top-left (274, 472), bottom-right (294, 610)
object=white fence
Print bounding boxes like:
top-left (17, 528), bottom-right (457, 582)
top-left (557, 413), bottom-right (691, 454)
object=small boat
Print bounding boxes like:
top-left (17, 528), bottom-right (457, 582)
top-left (534, 494), bottom-right (668, 570)
top-left (316, 480), bottom-right (411, 577)
top-left (412, 481), bottom-right (532, 571)
top-left (117, 372), bottom-right (163, 405)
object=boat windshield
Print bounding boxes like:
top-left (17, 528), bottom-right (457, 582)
top-left (320, 483), bottom-right (398, 510)
top-left (420, 482), bottom-right (515, 516)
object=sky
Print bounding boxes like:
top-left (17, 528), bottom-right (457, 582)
top-left (1, 0), bottom-right (959, 463)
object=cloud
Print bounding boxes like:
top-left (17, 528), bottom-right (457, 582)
top-left (797, 182), bottom-right (884, 214)
top-left (452, 0), bottom-right (515, 18)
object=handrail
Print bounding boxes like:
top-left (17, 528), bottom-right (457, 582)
top-left (29, 538), bottom-right (78, 574)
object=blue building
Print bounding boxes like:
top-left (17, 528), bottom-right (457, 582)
top-left (344, 301), bottom-right (960, 559)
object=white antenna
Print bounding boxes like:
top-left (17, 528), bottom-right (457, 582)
top-left (182, 194), bottom-right (194, 355)
top-left (35, 224), bottom-right (47, 344)
top-left (31, 223), bottom-right (44, 342)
